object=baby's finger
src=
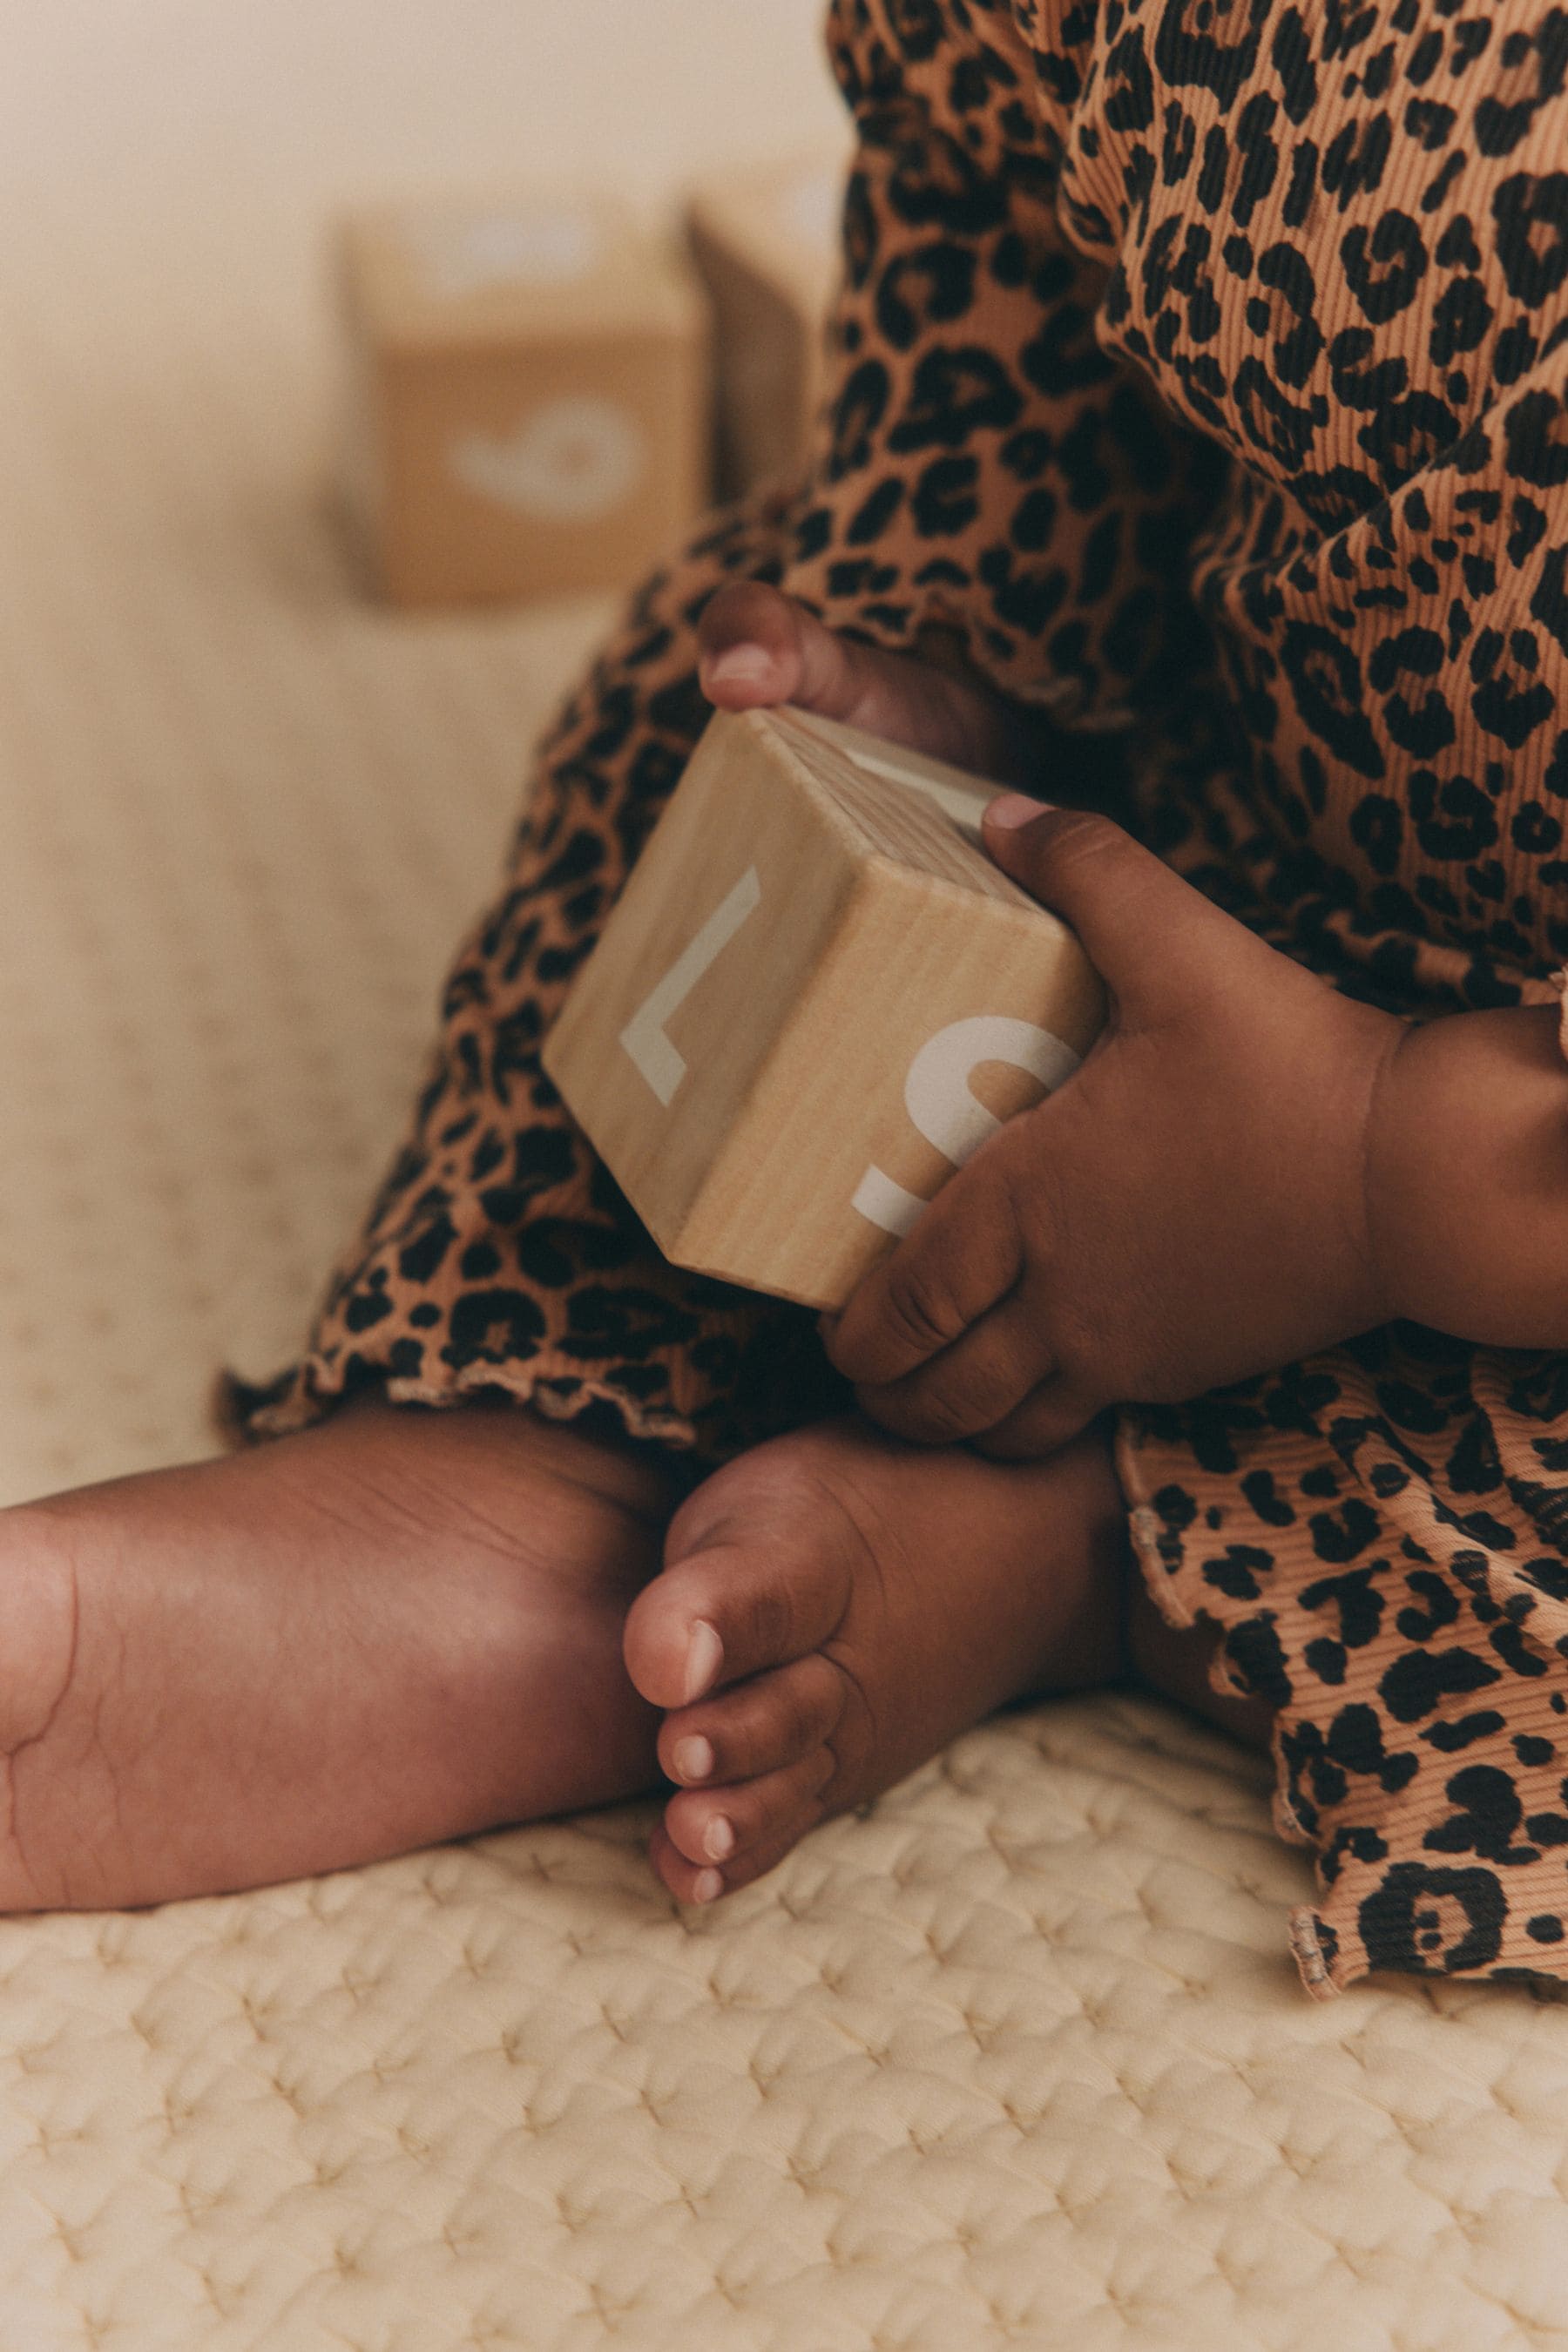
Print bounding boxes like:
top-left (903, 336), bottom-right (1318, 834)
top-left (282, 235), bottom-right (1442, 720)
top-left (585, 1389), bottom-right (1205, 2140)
top-left (698, 579), bottom-right (1026, 779)
top-left (824, 1169), bottom-right (1023, 1388)
top-left (850, 1292), bottom-right (1051, 1449)
top-left (698, 579), bottom-right (849, 709)
top-left (970, 1374), bottom-right (1098, 1463)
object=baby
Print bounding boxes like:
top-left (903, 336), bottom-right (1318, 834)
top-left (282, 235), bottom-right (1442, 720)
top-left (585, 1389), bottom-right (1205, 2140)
top-left (6, 0), bottom-right (1568, 1997)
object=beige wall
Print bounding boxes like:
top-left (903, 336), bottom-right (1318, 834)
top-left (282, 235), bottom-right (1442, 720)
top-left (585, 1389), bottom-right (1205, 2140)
top-left (0, 3), bottom-right (846, 219)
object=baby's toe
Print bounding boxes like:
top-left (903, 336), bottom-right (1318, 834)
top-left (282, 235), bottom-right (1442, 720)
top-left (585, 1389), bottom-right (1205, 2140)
top-left (652, 1815), bottom-right (813, 1908)
top-left (664, 1747), bottom-right (836, 1875)
top-left (659, 1652), bottom-right (847, 1791)
top-left (622, 1493), bottom-right (853, 1712)
top-left (651, 1761), bottom-right (835, 1906)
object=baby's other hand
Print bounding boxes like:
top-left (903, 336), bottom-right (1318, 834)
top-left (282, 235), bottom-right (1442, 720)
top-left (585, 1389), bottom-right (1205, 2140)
top-left (697, 581), bottom-right (1035, 786)
top-left (822, 796), bottom-right (1404, 1460)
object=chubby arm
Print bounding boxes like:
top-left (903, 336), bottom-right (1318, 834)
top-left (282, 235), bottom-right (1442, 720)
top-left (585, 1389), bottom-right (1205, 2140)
top-left (1367, 1002), bottom-right (1568, 1352)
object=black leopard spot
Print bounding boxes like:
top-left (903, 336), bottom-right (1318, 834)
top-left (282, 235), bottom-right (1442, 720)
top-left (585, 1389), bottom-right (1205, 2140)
top-left (1291, 464), bottom-right (1382, 532)
top-left (887, 345), bottom-right (1024, 452)
top-left (1423, 1763), bottom-right (1541, 1863)
top-left (1328, 1702), bottom-right (1420, 1792)
top-left (975, 544), bottom-right (1069, 633)
top-left (1240, 1468), bottom-right (1297, 1526)
top-left (1200, 1544), bottom-right (1272, 1598)
top-left (911, 453), bottom-right (982, 534)
top-left (883, 0), bottom-right (943, 64)
top-left (1421, 1710), bottom-right (1509, 1751)
top-left (1381, 1644), bottom-right (1504, 1722)
top-left (1408, 767), bottom-right (1499, 862)
top-left (343, 1269), bottom-right (395, 1335)
top-left (442, 1288), bottom-right (546, 1370)
top-left (847, 478), bottom-right (905, 544)
top-left (1226, 1612), bottom-right (1294, 1707)
top-left (1341, 208), bottom-right (1427, 324)
top-left (1306, 1499), bottom-right (1382, 1565)
top-left (396, 1215), bottom-right (459, 1287)
top-left (1475, 11), bottom-right (1568, 159)
top-left (558, 1286), bottom-right (701, 1362)
top-left (875, 240), bottom-right (977, 350)
top-left (1321, 1823), bottom-right (1390, 1884)
top-left (1105, 26), bottom-right (1156, 133)
top-left (514, 1227), bottom-right (577, 1289)
top-left (1278, 623), bottom-right (1385, 778)
top-left (1358, 1860), bottom-right (1506, 1972)
top-left (1155, 0), bottom-right (1273, 108)
top-left (1232, 355), bottom-right (1321, 471)
top-left (1396, 1570), bottom-right (1463, 1641)
top-left (827, 360), bottom-right (892, 481)
top-left (1492, 171), bottom-right (1568, 306)
top-left (1271, 7), bottom-right (1317, 122)
top-left (1153, 1482), bottom-right (1200, 1532)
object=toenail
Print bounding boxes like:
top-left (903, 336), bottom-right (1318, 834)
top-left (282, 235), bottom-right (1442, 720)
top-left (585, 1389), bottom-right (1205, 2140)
top-left (673, 1735), bottom-right (714, 1784)
top-left (691, 1869), bottom-right (723, 1905)
top-left (703, 1815), bottom-right (735, 1862)
top-left (684, 1620), bottom-right (724, 1705)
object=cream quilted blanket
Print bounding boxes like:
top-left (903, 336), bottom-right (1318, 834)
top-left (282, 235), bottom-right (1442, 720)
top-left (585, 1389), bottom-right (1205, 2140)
top-left (1, 4), bottom-right (1566, 2346)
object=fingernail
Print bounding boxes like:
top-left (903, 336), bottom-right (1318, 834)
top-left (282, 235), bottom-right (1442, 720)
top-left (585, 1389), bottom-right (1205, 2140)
top-left (703, 645), bottom-right (775, 691)
top-left (691, 1868), bottom-right (723, 1905)
top-left (703, 1815), bottom-right (736, 1862)
top-left (985, 792), bottom-right (1050, 830)
top-left (672, 1735), bottom-right (714, 1784)
top-left (684, 1619), bottom-right (724, 1705)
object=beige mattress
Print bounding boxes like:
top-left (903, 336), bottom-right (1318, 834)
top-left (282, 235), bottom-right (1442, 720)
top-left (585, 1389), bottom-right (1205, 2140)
top-left (1, 4), bottom-right (1565, 2345)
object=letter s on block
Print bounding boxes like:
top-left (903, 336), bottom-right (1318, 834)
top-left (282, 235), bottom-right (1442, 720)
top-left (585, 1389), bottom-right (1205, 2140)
top-left (853, 1015), bottom-right (1079, 1239)
top-left (618, 866), bottom-right (763, 1106)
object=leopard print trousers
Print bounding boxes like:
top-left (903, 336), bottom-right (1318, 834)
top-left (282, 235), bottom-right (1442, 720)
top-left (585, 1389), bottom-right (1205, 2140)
top-left (227, 0), bottom-right (1568, 1997)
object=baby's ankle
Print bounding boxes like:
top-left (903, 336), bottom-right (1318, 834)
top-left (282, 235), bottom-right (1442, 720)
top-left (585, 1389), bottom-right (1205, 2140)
top-left (1123, 1569), bottom-right (1274, 1751)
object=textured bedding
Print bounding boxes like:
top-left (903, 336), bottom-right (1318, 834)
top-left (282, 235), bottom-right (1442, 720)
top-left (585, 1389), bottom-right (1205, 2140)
top-left (1, 4), bottom-right (1566, 2345)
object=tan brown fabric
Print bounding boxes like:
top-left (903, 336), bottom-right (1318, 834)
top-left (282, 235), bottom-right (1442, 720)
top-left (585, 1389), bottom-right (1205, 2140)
top-left (227, 0), bottom-right (1568, 1994)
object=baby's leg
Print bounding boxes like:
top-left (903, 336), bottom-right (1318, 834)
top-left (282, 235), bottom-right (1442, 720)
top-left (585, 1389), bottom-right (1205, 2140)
top-left (0, 492), bottom-right (851, 1915)
top-left (625, 1413), bottom-right (1270, 1903)
top-left (0, 1392), bottom-right (1262, 1916)
top-left (0, 1397), bottom-right (676, 1911)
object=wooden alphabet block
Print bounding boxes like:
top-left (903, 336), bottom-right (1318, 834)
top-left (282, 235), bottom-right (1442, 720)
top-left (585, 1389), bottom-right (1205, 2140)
top-left (543, 707), bottom-right (1107, 1310)
top-left (335, 193), bottom-right (708, 607)
top-left (686, 155), bottom-right (845, 499)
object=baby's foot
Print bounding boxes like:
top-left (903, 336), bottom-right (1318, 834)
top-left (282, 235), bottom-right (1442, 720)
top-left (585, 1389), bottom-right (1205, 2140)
top-left (0, 1398), bottom-right (676, 1911)
top-left (622, 1416), bottom-right (1129, 1903)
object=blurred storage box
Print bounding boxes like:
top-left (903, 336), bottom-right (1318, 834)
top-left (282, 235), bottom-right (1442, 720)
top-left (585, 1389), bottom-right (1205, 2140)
top-left (335, 193), bottom-right (708, 606)
top-left (686, 152), bottom-right (844, 499)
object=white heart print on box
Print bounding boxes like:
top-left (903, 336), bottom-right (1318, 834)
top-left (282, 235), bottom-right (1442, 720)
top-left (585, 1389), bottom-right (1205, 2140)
top-left (449, 399), bottom-right (646, 524)
top-left (417, 207), bottom-right (602, 299)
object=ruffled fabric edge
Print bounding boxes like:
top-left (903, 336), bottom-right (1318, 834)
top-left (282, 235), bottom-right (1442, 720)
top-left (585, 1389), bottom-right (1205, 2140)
top-left (213, 1353), bottom-right (704, 1455)
top-left (1115, 1327), bottom-right (1568, 2006)
top-left (1116, 1419), bottom-right (1339, 2002)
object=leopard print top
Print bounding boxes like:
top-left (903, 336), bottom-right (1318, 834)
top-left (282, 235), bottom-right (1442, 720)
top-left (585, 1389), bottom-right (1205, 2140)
top-left (228, 0), bottom-right (1568, 1996)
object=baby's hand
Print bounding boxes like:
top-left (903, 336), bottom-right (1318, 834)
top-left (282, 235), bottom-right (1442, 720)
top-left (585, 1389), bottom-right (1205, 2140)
top-left (823, 797), bottom-right (1407, 1460)
top-left (697, 581), bottom-right (1037, 785)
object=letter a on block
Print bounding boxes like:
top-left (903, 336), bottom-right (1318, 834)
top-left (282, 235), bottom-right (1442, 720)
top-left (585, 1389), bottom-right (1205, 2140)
top-left (853, 1014), bottom-right (1080, 1239)
top-left (618, 865), bottom-right (763, 1106)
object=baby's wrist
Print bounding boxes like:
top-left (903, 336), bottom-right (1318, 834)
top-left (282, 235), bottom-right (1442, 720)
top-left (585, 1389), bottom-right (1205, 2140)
top-left (1361, 1004), bottom-right (1568, 1346)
